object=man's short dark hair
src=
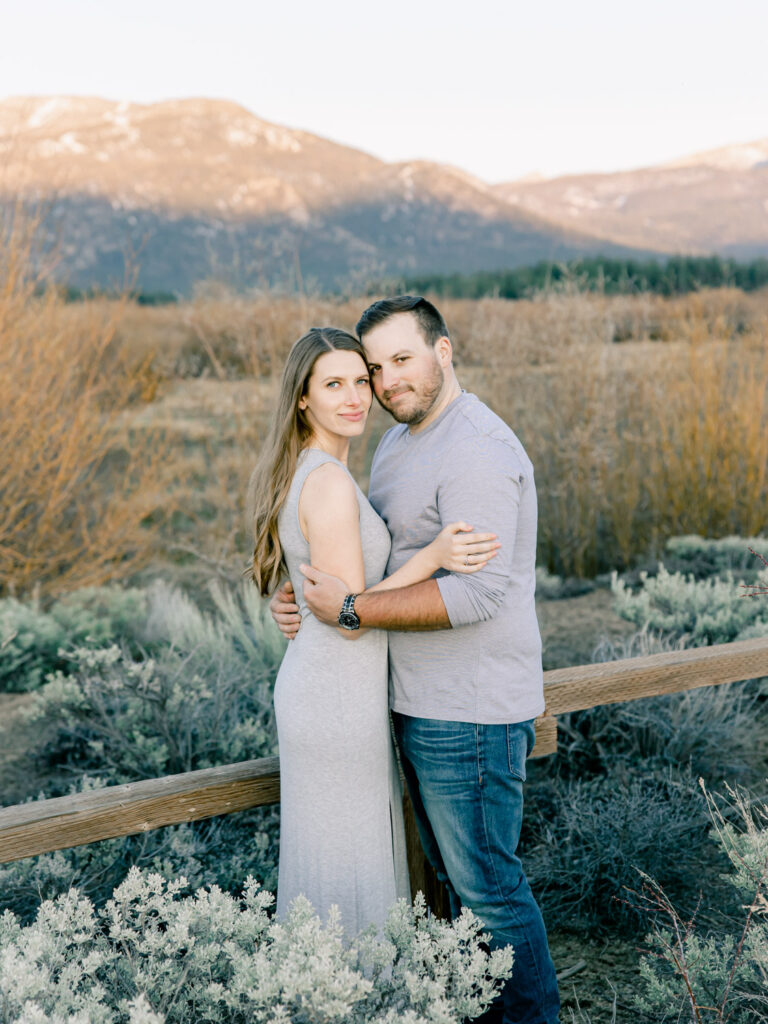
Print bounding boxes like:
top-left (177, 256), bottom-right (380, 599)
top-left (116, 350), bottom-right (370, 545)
top-left (355, 295), bottom-right (449, 346)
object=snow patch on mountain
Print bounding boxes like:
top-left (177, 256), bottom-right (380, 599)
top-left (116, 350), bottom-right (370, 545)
top-left (664, 139), bottom-right (768, 172)
top-left (26, 97), bottom-right (78, 129)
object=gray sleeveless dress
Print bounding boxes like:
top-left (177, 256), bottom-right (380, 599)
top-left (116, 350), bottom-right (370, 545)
top-left (274, 447), bottom-right (409, 936)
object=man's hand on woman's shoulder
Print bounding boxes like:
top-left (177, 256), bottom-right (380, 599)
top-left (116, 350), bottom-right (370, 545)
top-left (270, 580), bottom-right (302, 639)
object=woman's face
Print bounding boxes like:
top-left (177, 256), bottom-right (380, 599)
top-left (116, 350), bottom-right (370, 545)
top-left (298, 349), bottom-right (372, 443)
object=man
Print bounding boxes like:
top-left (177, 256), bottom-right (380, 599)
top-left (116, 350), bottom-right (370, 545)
top-left (270, 295), bottom-right (560, 1024)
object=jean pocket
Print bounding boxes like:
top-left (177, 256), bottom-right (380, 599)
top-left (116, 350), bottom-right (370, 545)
top-left (506, 721), bottom-right (534, 781)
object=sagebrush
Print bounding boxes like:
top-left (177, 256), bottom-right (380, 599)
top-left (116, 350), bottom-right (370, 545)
top-left (0, 869), bottom-right (514, 1024)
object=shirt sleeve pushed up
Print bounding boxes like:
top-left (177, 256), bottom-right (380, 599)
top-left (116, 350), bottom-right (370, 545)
top-left (435, 434), bottom-right (526, 627)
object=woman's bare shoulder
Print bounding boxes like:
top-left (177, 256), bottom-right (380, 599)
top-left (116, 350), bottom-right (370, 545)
top-left (300, 461), bottom-right (358, 516)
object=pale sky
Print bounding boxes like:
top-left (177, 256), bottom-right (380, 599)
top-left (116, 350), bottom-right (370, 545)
top-left (1, 0), bottom-right (766, 183)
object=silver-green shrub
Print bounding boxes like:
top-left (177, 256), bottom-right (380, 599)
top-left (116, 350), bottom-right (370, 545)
top-left (0, 587), bottom-right (150, 693)
top-left (534, 567), bottom-right (596, 601)
top-left (27, 640), bottom-right (274, 781)
top-left (0, 597), bottom-right (68, 694)
top-left (48, 587), bottom-right (150, 650)
top-left (664, 533), bottom-right (768, 580)
top-left (0, 869), bottom-right (514, 1024)
top-left (21, 581), bottom-right (284, 782)
top-left (0, 580), bottom-right (284, 695)
top-left (142, 579), bottom-right (286, 672)
top-left (524, 768), bottom-right (714, 931)
top-left (632, 788), bottom-right (768, 1023)
top-left (611, 563), bottom-right (768, 645)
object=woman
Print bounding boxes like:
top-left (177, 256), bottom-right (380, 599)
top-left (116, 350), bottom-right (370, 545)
top-left (249, 327), bottom-right (499, 936)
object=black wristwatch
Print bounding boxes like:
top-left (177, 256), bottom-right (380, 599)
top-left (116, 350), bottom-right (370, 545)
top-left (338, 593), bottom-right (361, 630)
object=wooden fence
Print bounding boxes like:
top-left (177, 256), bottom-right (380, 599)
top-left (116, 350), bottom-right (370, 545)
top-left (2, 636), bottom-right (768, 910)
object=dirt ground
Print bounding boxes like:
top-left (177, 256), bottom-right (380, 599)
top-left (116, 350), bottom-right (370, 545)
top-left (537, 586), bottom-right (637, 670)
top-left (551, 929), bottom-right (644, 1021)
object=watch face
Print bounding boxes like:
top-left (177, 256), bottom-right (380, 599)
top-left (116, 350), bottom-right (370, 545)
top-left (338, 610), bottom-right (360, 630)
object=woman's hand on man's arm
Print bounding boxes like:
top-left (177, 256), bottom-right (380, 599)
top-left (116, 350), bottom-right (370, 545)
top-left (428, 522), bottom-right (500, 575)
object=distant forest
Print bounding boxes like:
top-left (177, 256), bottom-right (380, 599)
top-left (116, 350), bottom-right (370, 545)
top-left (57, 254), bottom-right (768, 304)
top-left (402, 255), bottom-right (768, 300)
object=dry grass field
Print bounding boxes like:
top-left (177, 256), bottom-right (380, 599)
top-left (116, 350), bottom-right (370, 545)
top-left (2, 218), bottom-right (768, 599)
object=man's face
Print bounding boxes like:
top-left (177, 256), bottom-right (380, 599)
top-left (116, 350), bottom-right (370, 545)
top-left (362, 314), bottom-right (445, 426)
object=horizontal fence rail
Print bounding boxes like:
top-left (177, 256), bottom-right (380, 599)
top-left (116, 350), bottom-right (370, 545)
top-left (539, 635), bottom-right (768, 715)
top-left (1, 636), bottom-right (767, 868)
top-left (0, 758), bottom-right (280, 865)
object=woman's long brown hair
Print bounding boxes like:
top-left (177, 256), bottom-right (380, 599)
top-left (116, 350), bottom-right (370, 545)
top-left (248, 326), bottom-right (368, 596)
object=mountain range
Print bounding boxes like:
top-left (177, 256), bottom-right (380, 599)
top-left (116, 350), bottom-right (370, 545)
top-left (1, 96), bottom-right (766, 294)
top-left (494, 139), bottom-right (768, 260)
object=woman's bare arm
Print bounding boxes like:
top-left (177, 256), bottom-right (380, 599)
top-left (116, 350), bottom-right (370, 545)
top-left (367, 521), bottom-right (499, 592)
top-left (298, 462), bottom-right (368, 638)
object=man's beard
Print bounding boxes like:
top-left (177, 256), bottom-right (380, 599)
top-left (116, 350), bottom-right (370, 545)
top-left (378, 360), bottom-right (445, 425)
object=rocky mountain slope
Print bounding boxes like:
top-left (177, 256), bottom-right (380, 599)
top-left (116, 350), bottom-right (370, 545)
top-left (493, 140), bottom-right (768, 260)
top-left (0, 96), bottom-right (649, 293)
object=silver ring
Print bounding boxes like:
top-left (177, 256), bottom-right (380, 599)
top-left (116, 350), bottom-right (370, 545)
top-left (464, 555), bottom-right (470, 566)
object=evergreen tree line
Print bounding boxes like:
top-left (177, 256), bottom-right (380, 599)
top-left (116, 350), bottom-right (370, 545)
top-left (402, 255), bottom-right (768, 300)
top-left (56, 285), bottom-right (179, 305)
top-left (50, 254), bottom-right (768, 302)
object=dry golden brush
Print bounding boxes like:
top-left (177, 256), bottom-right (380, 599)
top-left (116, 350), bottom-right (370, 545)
top-left (4, 247), bottom-right (767, 595)
top-left (450, 291), bottom-right (768, 576)
top-left (146, 288), bottom-right (768, 581)
top-left (0, 211), bottom-right (175, 596)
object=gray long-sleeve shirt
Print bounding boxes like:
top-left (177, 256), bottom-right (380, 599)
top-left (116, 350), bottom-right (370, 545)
top-left (368, 391), bottom-right (545, 724)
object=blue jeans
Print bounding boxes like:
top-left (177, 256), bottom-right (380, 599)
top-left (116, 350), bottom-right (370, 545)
top-left (392, 713), bottom-right (560, 1024)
